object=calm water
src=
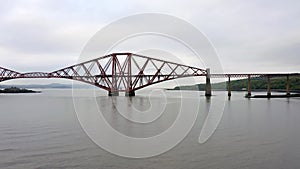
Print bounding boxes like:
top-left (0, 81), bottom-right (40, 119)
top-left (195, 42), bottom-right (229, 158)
top-left (0, 89), bottom-right (300, 169)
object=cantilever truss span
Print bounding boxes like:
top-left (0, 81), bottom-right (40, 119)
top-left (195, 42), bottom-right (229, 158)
top-left (0, 53), bottom-right (207, 94)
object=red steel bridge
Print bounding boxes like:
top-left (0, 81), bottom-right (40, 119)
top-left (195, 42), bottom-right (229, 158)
top-left (0, 53), bottom-right (207, 96)
top-left (0, 53), bottom-right (299, 96)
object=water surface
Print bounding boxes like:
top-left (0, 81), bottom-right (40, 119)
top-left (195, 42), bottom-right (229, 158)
top-left (0, 90), bottom-right (299, 169)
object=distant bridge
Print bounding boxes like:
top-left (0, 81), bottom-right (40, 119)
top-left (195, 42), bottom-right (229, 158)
top-left (0, 53), bottom-right (299, 97)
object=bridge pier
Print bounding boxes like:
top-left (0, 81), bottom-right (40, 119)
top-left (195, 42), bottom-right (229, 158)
top-left (247, 75), bottom-right (251, 97)
top-left (286, 75), bottom-right (290, 96)
top-left (125, 90), bottom-right (135, 97)
top-left (205, 68), bottom-right (212, 96)
top-left (108, 91), bottom-right (119, 96)
top-left (227, 76), bottom-right (231, 97)
top-left (267, 76), bottom-right (271, 97)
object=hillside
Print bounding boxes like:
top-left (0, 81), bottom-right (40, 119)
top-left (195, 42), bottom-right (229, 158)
top-left (173, 76), bottom-right (300, 91)
top-left (0, 87), bottom-right (40, 93)
top-left (0, 83), bottom-right (92, 89)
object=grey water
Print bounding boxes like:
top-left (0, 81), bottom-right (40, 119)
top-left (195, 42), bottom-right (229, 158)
top-left (0, 89), bottom-right (300, 169)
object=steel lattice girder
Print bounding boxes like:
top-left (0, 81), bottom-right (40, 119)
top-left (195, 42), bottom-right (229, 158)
top-left (48, 53), bottom-right (206, 92)
top-left (1, 53), bottom-right (299, 92)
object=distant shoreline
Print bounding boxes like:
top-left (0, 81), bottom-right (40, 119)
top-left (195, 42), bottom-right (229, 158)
top-left (167, 88), bottom-right (300, 93)
top-left (170, 76), bottom-right (300, 93)
top-left (0, 87), bottom-right (40, 93)
top-left (0, 83), bottom-right (92, 89)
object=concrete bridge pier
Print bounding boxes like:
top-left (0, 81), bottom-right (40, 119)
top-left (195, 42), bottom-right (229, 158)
top-left (267, 76), bottom-right (271, 97)
top-left (205, 68), bottom-right (212, 96)
top-left (286, 75), bottom-right (290, 96)
top-left (125, 90), bottom-right (135, 96)
top-left (108, 91), bottom-right (119, 96)
top-left (227, 76), bottom-right (231, 97)
top-left (247, 75), bottom-right (251, 97)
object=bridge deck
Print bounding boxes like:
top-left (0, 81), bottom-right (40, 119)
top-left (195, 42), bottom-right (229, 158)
top-left (0, 53), bottom-right (299, 94)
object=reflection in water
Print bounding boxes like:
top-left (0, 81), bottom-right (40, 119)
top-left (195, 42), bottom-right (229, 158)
top-left (95, 96), bottom-right (180, 138)
top-left (73, 89), bottom-right (202, 158)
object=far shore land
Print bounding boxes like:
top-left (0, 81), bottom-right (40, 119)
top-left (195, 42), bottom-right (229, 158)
top-left (170, 76), bottom-right (300, 93)
top-left (168, 88), bottom-right (300, 93)
top-left (1, 76), bottom-right (299, 94)
top-left (0, 87), bottom-right (40, 93)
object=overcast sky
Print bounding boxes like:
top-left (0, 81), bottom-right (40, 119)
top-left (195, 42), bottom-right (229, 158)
top-left (1, 0), bottom-right (299, 76)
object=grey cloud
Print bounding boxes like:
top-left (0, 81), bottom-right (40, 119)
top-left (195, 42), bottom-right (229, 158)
top-left (0, 0), bottom-right (300, 74)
